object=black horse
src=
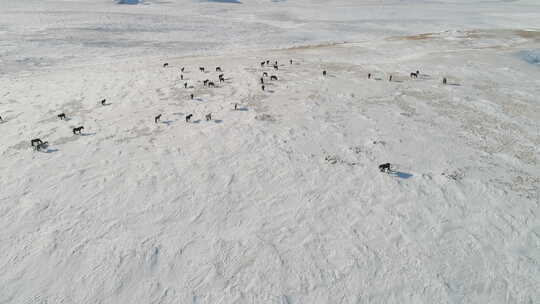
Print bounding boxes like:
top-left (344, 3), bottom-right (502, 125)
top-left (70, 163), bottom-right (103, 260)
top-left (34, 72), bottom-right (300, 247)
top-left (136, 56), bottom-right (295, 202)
top-left (57, 113), bottom-right (66, 120)
top-left (184, 82), bottom-right (188, 88)
top-left (260, 61), bottom-right (265, 67)
top-left (163, 63), bottom-right (169, 68)
top-left (186, 114), bottom-right (193, 122)
top-left (181, 74), bottom-right (184, 80)
top-left (155, 114), bottom-right (161, 123)
top-left (101, 99), bottom-right (107, 106)
top-left (262, 72), bottom-right (268, 77)
top-left (368, 73), bottom-right (371, 79)
top-left (199, 67), bottom-right (205, 72)
top-left (203, 79), bottom-right (209, 86)
top-left (270, 75), bottom-right (278, 81)
top-left (443, 77), bottom-right (447, 85)
top-left (73, 126), bottom-right (84, 135)
top-left (190, 94), bottom-right (194, 100)
top-left (216, 67), bottom-right (222, 72)
top-left (379, 163), bottom-right (391, 173)
top-left (260, 77), bottom-right (264, 84)
top-left (323, 70), bottom-right (327, 76)
top-left (208, 82), bottom-right (215, 87)
top-left (31, 138), bottom-right (43, 147)
top-left (410, 72), bottom-right (418, 79)
top-left (205, 113), bottom-right (212, 121)
top-left (181, 67), bottom-right (185, 72)
top-left (261, 85), bottom-right (265, 91)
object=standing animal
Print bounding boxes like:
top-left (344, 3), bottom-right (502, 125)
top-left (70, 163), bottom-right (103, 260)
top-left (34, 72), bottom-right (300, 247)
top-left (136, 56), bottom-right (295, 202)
top-left (203, 79), bottom-right (209, 86)
top-left (443, 77), bottom-right (447, 85)
top-left (163, 63), bottom-right (169, 68)
top-left (389, 75), bottom-right (393, 82)
top-left (186, 114), bottom-right (193, 122)
top-left (181, 67), bottom-right (185, 72)
top-left (416, 70), bottom-right (420, 75)
top-left (184, 82), bottom-right (188, 88)
top-left (72, 126), bottom-right (84, 135)
top-left (270, 75), bottom-right (278, 81)
top-left (290, 59), bottom-right (293, 64)
top-left (155, 114), bottom-right (161, 123)
top-left (379, 163), bottom-right (391, 173)
top-left (410, 72), bottom-right (418, 78)
top-left (205, 113), bottom-right (212, 121)
top-left (273, 64), bottom-right (279, 70)
top-left (260, 61), bottom-right (265, 67)
top-left (262, 72), bottom-right (268, 77)
top-left (266, 60), bottom-right (270, 65)
top-left (234, 103), bottom-right (238, 110)
top-left (0, 115), bottom-right (2, 121)
top-left (261, 85), bottom-right (265, 91)
top-left (208, 81), bottom-right (215, 87)
top-left (190, 94), bottom-right (194, 100)
top-left (216, 67), bottom-right (222, 72)
top-left (57, 113), bottom-right (66, 120)
top-left (101, 99), bottom-right (107, 106)
top-left (260, 77), bottom-right (264, 84)
top-left (36, 141), bottom-right (48, 151)
top-left (181, 74), bottom-right (184, 80)
top-left (31, 138), bottom-right (43, 147)
top-left (368, 73), bottom-right (371, 79)
top-left (323, 70), bottom-right (327, 76)
top-left (219, 74), bottom-right (225, 82)
top-left (199, 67), bottom-right (205, 72)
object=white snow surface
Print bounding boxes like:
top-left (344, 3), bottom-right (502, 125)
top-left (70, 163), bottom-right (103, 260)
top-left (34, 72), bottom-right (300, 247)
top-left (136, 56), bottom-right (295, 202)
top-left (1, 0), bottom-right (540, 303)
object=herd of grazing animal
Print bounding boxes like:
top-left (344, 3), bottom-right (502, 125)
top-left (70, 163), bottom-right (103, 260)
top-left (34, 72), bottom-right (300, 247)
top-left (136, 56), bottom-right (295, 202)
top-left (13, 57), bottom-right (450, 160)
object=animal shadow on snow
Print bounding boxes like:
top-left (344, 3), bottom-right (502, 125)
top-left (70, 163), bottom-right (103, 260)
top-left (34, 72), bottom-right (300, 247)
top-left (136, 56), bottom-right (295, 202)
top-left (213, 119), bottom-right (223, 123)
top-left (389, 170), bottom-right (413, 179)
top-left (191, 120), bottom-right (201, 124)
top-left (161, 120), bottom-right (174, 126)
top-left (39, 148), bottom-right (59, 153)
top-left (81, 132), bottom-right (97, 136)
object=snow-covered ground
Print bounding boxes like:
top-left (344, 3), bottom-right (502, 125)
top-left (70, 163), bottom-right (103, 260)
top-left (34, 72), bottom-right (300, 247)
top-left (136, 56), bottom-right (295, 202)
top-left (1, 1), bottom-right (540, 303)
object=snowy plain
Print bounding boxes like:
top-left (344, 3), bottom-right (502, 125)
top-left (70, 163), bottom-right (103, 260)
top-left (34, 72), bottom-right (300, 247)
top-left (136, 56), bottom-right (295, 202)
top-left (1, 0), bottom-right (540, 303)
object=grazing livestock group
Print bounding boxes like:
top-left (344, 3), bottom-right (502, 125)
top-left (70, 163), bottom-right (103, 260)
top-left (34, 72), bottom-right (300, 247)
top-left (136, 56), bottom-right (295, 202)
top-left (11, 55), bottom-right (452, 166)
